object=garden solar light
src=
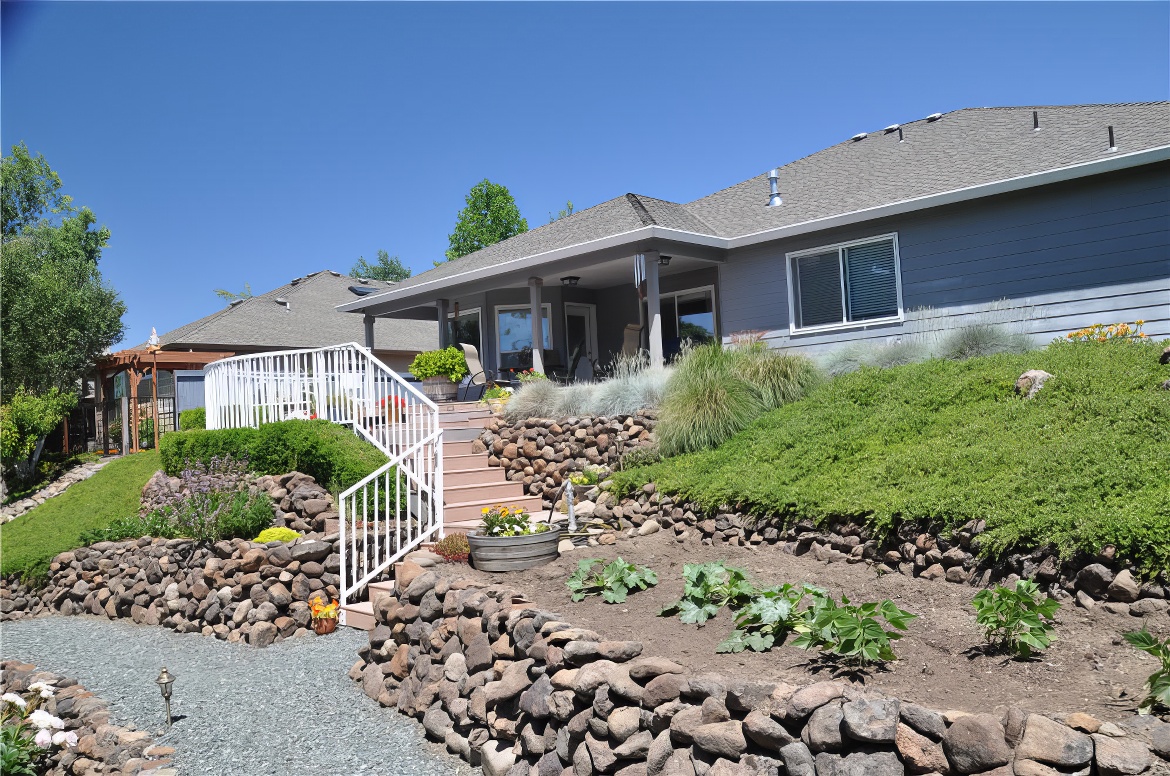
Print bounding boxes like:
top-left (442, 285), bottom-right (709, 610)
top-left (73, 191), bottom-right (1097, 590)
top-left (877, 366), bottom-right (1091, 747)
top-left (155, 667), bottom-right (175, 726)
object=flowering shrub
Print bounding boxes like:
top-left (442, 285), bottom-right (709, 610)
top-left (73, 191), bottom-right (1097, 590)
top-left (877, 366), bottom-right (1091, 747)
top-left (1065, 320), bottom-right (1148, 342)
top-left (434, 532), bottom-right (470, 563)
top-left (0, 681), bottom-right (77, 776)
top-left (479, 504), bottom-right (550, 537)
top-left (516, 369), bottom-right (547, 384)
top-left (255, 526), bottom-right (300, 543)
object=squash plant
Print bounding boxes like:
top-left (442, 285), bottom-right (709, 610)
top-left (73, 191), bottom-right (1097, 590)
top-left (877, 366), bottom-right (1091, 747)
top-left (717, 583), bottom-right (822, 653)
top-left (658, 561), bottom-right (757, 625)
top-left (566, 557), bottom-right (657, 603)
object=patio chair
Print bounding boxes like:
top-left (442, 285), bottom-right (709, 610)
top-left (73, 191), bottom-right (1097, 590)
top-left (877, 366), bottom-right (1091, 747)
top-left (621, 324), bottom-right (645, 357)
top-left (458, 343), bottom-right (490, 401)
top-left (551, 341), bottom-right (587, 384)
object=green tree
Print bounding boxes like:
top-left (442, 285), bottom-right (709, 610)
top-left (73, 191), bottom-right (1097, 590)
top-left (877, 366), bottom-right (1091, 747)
top-left (548, 200), bottom-right (575, 223)
top-left (351, 249), bottom-right (412, 282)
top-left (213, 283), bottom-right (253, 304)
top-left (0, 144), bottom-right (125, 399)
top-left (445, 179), bottom-right (528, 262)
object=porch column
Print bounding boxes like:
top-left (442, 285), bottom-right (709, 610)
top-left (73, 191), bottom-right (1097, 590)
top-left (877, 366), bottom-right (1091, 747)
top-left (643, 251), bottom-right (664, 367)
top-left (528, 278), bottom-right (544, 374)
top-left (436, 299), bottom-right (450, 348)
top-left (363, 315), bottom-right (375, 349)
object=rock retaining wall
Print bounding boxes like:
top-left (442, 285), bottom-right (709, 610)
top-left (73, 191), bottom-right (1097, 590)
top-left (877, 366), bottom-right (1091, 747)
top-left (351, 568), bottom-right (1170, 776)
top-left (480, 413), bottom-right (657, 505)
top-left (0, 660), bottom-right (174, 775)
top-left (571, 488), bottom-right (1170, 612)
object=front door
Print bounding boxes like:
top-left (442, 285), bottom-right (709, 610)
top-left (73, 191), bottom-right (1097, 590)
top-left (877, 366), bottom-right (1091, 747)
top-left (564, 303), bottom-right (598, 378)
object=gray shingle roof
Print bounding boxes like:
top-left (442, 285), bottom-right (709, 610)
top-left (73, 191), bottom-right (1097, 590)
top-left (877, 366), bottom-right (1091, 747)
top-left (156, 271), bottom-right (437, 352)
top-left (351, 102), bottom-right (1169, 302)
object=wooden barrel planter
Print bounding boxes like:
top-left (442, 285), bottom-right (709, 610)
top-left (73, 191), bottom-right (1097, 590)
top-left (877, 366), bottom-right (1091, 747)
top-left (467, 529), bottom-right (561, 572)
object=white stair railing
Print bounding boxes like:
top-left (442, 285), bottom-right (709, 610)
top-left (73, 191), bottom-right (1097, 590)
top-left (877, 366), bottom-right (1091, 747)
top-left (204, 343), bottom-right (444, 617)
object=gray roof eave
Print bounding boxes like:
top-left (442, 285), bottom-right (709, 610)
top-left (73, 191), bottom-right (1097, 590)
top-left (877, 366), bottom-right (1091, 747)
top-left (338, 143), bottom-right (1170, 316)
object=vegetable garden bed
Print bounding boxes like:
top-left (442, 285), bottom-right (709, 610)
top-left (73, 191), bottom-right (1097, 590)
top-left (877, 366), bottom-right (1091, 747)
top-left (446, 529), bottom-right (1169, 721)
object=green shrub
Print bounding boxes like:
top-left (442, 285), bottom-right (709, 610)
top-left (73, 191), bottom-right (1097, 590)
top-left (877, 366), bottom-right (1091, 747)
top-left (409, 347), bottom-right (468, 382)
top-left (657, 345), bottom-right (765, 457)
top-left (179, 408), bottom-right (206, 430)
top-left (614, 340), bottom-right (1170, 574)
top-left (729, 345), bottom-right (822, 410)
top-left (566, 557), bottom-right (658, 603)
top-left (160, 419), bottom-right (386, 494)
top-left (971, 580), bottom-right (1060, 658)
top-left (255, 526), bottom-right (300, 543)
top-left (1, 388), bottom-right (77, 482)
top-left (434, 532), bottom-right (470, 563)
top-left (791, 591), bottom-right (917, 666)
top-left (79, 511), bottom-right (180, 544)
top-left (1123, 630), bottom-right (1170, 714)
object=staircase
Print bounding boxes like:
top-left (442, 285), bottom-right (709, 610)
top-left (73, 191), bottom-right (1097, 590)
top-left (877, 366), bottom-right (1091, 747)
top-left (438, 401), bottom-right (543, 532)
top-left (338, 401), bottom-right (545, 631)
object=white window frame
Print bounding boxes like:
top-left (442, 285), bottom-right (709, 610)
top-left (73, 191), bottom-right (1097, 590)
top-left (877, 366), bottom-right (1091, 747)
top-left (785, 233), bottom-right (904, 335)
top-left (447, 306), bottom-right (482, 354)
top-left (495, 303), bottom-right (553, 354)
top-left (660, 284), bottom-right (719, 342)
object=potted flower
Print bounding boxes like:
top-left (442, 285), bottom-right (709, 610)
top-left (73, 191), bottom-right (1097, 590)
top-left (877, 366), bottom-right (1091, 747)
top-left (309, 595), bottom-right (340, 635)
top-left (409, 347), bottom-right (469, 402)
top-left (467, 504), bottom-right (561, 572)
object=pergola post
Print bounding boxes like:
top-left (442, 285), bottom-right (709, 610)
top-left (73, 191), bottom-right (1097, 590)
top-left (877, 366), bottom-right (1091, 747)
top-left (363, 315), bottom-right (375, 350)
top-left (528, 278), bottom-right (544, 374)
top-left (643, 251), bottom-right (664, 367)
top-left (436, 299), bottom-right (450, 348)
top-left (151, 351), bottom-right (160, 448)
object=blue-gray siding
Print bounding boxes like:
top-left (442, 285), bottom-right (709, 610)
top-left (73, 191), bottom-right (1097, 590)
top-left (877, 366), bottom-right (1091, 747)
top-left (175, 371), bottom-right (205, 412)
top-left (718, 162), bottom-right (1170, 353)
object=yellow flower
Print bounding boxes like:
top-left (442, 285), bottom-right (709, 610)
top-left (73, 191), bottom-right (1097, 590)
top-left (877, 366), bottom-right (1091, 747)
top-left (481, 507), bottom-right (489, 514)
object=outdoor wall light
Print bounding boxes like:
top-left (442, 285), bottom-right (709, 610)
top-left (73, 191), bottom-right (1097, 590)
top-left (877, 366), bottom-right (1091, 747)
top-left (658, 255), bottom-right (672, 266)
top-left (155, 667), bottom-right (175, 726)
top-left (560, 276), bottom-right (580, 287)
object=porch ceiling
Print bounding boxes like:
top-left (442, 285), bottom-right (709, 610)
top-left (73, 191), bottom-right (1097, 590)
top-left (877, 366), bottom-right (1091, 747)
top-left (358, 242), bottom-right (723, 319)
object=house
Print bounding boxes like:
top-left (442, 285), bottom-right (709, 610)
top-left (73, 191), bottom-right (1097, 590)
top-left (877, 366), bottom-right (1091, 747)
top-left (337, 103), bottom-right (1170, 376)
top-left (88, 270), bottom-right (437, 452)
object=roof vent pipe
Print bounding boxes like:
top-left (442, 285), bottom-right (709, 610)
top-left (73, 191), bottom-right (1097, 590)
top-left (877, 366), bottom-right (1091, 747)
top-left (1033, 110), bottom-right (1040, 131)
top-left (1107, 125), bottom-right (1116, 152)
top-left (926, 112), bottom-right (942, 122)
top-left (767, 169), bottom-right (782, 207)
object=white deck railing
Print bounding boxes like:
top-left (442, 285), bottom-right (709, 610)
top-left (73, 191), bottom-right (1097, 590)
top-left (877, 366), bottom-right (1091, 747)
top-left (204, 343), bottom-right (444, 617)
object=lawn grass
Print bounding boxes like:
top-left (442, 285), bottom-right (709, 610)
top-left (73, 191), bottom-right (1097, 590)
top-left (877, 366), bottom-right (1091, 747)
top-left (612, 341), bottom-right (1170, 576)
top-left (0, 450), bottom-right (161, 581)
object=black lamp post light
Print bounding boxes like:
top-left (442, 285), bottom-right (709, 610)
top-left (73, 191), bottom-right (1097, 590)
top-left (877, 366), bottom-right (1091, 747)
top-left (155, 667), bottom-right (175, 727)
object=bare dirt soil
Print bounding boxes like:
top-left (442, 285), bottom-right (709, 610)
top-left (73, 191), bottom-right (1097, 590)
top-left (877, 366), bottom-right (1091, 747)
top-left (445, 530), bottom-right (1170, 721)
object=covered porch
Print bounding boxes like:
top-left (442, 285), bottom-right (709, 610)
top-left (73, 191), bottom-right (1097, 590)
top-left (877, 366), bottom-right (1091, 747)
top-left (343, 244), bottom-right (725, 381)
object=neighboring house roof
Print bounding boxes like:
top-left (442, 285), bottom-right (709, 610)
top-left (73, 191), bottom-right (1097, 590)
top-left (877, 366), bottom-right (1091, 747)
top-left (154, 270), bottom-right (437, 352)
top-left (340, 102), bottom-right (1169, 312)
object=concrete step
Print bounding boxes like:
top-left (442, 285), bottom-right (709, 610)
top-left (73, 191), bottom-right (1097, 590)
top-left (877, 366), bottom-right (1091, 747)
top-left (437, 401), bottom-right (487, 414)
top-left (446, 467), bottom-right (508, 487)
top-left (440, 416), bottom-right (491, 430)
top-left (341, 600), bottom-right (375, 631)
top-left (445, 494), bottom-right (544, 524)
top-left (443, 427), bottom-right (483, 443)
top-left (445, 479), bottom-right (527, 503)
top-left (438, 408), bottom-right (493, 422)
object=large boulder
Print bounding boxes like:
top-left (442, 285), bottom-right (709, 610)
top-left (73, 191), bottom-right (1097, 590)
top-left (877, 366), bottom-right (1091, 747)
top-left (942, 713), bottom-right (1011, 774)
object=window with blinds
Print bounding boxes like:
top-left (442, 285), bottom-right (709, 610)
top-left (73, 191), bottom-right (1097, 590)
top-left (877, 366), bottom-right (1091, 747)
top-left (789, 236), bottom-right (901, 331)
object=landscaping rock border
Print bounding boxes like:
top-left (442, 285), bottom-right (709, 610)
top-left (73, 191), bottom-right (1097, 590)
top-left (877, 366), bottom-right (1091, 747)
top-left (0, 660), bottom-right (175, 775)
top-left (480, 412), bottom-right (657, 505)
top-left (351, 570), bottom-right (1170, 776)
top-left (572, 489), bottom-right (1170, 612)
top-left (2, 459), bottom-right (111, 524)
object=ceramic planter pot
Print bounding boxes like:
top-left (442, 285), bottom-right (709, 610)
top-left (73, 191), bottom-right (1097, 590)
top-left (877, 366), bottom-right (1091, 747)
top-left (312, 617), bottom-right (338, 635)
top-left (467, 529), bottom-right (561, 572)
top-left (421, 376), bottom-right (458, 402)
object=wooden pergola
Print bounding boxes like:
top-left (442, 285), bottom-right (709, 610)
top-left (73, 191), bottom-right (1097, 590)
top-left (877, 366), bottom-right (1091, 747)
top-left (96, 348), bottom-right (233, 452)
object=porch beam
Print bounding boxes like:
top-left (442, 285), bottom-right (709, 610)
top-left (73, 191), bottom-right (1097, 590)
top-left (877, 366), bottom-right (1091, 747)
top-left (643, 251), bottom-right (664, 368)
top-left (528, 278), bottom-right (544, 374)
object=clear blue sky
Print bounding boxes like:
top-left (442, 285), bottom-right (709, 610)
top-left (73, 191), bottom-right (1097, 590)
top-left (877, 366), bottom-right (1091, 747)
top-left (3, 2), bottom-right (1167, 349)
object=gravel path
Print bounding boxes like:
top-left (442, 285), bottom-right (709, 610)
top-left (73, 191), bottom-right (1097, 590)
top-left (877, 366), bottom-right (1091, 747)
top-left (2, 616), bottom-right (478, 776)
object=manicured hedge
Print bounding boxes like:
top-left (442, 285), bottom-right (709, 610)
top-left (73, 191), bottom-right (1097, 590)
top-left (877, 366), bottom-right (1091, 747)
top-left (178, 407), bottom-right (206, 430)
top-left (613, 340), bottom-right (1170, 576)
top-left (160, 419), bottom-right (386, 494)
